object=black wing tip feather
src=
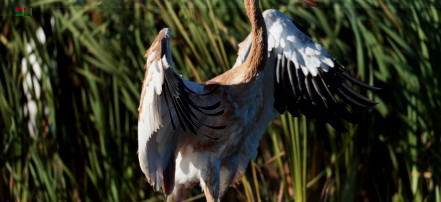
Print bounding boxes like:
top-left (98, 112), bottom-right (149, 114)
top-left (164, 68), bottom-right (225, 139)
top-left (334, 60), bottom-right (381, 91)
top-left (274, 55), bottom-right (378, 132)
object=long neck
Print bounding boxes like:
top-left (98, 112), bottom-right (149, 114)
top-left (243, 0), bottom-right (267, 77)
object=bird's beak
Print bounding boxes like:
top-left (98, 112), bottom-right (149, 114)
top-left (298, 0), bottom-right (319, 7)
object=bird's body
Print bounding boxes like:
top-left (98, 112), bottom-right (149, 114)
top-left (138, 1), bottom-right (378, 201)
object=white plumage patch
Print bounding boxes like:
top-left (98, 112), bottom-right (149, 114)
top-left (263, 9), bottom-right (335, 77)
top-left (233, 9), bottom-right (335, 77)
top-left (138, 50), bottom-right (172, 192)
top-left (139, 51), bottom-right (163, 143)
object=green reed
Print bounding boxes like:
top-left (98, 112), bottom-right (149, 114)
top-left (1, 0), bottom-right (440, 201)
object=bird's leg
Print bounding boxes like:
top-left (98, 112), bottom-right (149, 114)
top-left (201, 159), bottom-right (221, 202)
top-left (203, 185), bottom-right (216, 202)
top-left (166, 181), bottom-right (198, 202)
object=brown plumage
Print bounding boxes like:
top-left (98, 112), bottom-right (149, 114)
top-left (138, 0), bottom-right (378, 201)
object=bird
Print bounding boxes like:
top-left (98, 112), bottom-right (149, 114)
top-left (137, 0), bottom-right (379, 201)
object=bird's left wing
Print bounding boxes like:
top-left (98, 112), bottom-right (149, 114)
top-left (138, 28), bottom-right (224, 195)
top-left (233, 9), bottom-right (379, 132)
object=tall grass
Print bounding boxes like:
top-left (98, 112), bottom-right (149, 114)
top-left (1, 0), bottom-right (440, 201)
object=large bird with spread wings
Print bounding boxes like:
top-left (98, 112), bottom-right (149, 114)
top-left (138, 0), bottom-right (378, 201)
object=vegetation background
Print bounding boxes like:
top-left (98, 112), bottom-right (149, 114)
top-left (1, 0), bottom-right (440, 201)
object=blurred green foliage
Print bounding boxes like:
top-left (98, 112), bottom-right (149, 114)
top-left (1, 0), bottom-right (440, 201)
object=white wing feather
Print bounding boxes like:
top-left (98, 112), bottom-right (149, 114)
top-left (138, 50), bottom-right (169, 191)
top-left (263, 9), bottom-right (334, 76)
top-left (233, 9), bottom-right (335, 75)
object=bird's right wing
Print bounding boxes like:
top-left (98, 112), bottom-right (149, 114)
top-left (234, 9), bottom-right (379, 132)
top-left (138, 28), bottom-right (224, 195)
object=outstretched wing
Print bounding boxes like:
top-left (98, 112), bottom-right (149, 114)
top-left (234, 9), bottom-right (379, 132)
top-left (138, 28), bottom-right (224, 195)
